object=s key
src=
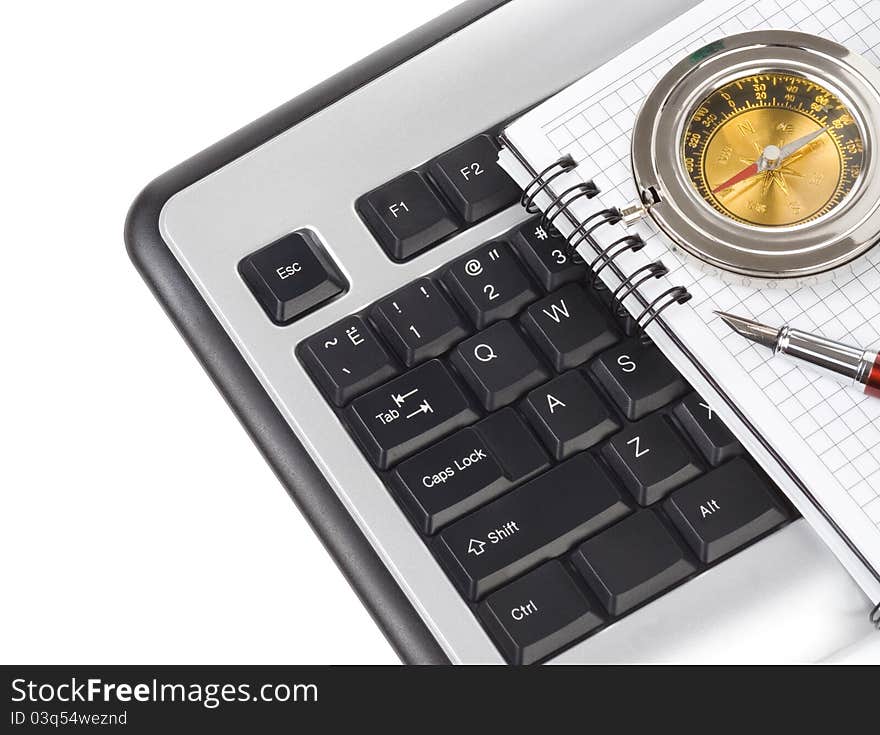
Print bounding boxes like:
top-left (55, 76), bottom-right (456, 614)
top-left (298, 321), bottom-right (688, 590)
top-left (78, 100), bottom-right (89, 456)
top-left (590, 338), bottom-right (689, 420)
top-left (443, 242), bottom-right (541, 328)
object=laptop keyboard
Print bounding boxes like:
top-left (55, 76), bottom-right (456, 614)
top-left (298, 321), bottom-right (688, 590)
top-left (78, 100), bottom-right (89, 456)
top-left (291, 132), bottom-right (791, 665)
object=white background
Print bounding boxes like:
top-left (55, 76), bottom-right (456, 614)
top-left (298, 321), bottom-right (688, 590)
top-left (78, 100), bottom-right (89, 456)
top-left (2, 0), bottom-right (457, 664)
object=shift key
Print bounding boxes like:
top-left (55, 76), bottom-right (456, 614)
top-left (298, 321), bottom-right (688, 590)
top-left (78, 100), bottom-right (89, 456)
top-left (434, 453), bottom-right (630, 600)
top-left (346, 360), bottom-right (478, 469)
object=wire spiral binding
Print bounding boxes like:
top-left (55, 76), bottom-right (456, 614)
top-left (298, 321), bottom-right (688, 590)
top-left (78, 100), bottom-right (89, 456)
top-left (540, 181), bottom-right (600, 233)
top-left (520, 154), bottom-right (577, 213)
top-left (587, 235), bottom-right (645, 289)
top-left (564, 207), bottom-right (621, 260)
top-left (636, 286), bottom-right (692, 328)
top-left (519, 155), bottom-right (692, 330)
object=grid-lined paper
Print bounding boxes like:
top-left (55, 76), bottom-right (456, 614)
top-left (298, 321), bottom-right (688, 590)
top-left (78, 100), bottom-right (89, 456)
top-left (535, 0), bottom-right (880, 530)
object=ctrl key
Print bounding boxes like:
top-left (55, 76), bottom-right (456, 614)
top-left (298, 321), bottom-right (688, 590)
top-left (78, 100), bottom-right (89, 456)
top-left (479, 561), bottom-right (603, 665)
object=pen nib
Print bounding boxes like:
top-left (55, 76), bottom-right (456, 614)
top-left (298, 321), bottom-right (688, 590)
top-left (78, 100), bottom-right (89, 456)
top-left (714, 310), bottom-right (780, 350)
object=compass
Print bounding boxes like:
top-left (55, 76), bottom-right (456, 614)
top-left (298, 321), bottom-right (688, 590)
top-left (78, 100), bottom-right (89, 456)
top-left (629, 30), bottom-right (880, 282)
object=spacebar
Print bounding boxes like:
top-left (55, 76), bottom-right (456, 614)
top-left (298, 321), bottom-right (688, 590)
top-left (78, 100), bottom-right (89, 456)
top-left (433, 453), bottom-right (630, 601)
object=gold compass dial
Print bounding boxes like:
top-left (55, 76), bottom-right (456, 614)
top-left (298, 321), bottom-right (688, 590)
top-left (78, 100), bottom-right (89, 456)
top-left (681, 72), bottom-right (864, 227)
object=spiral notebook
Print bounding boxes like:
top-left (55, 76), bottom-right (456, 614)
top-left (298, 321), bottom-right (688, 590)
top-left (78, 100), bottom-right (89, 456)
top-left (498, 0), bottom-right (880, 609)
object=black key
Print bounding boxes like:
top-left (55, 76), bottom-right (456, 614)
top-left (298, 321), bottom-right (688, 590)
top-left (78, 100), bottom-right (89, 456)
top-left (601, 413), bottom-right (702, 506)
top-left (664, 458), bottom-right (786, 563)
top-left (392, 409), bottom-right (549, 534)
top-left (239, 232), bottom-right (346, 324)
top-left (346, 360), bottom-right (478, 469)
top-left (429, 134), bottom-right (520, 223)
top-left (300, 316), bottom-right (399, 406)
top-left (521, 284), bottom-right (619, 370)
top-left (357, 171), bottom-right (458, 261)
top-left (571, 510), bottom-right (697, 615)
top-left (434, 453), bottom-right (630, 600)
top-left (450, 321), bottom-right (551, 411)
top-left (673, 393), bottom-right (743, 466)
top-left (521, 371), bottom-right (620, 460)
top-left (478, 560), bottom-right (603, 665)
top-left (513, 216), bottom-right (586, 291)
top-left (590, 338), bottom-right (688, 420)
top-left (372, 278), bottom-right (471, 366)
top-left (443, 242), bottom-right (541, 328)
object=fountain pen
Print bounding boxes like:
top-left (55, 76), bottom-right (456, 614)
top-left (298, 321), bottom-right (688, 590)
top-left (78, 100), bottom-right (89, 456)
top-left (715, 311), bottom-right (880, 399)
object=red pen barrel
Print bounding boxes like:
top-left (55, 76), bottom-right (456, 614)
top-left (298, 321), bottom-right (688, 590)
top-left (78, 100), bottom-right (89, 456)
top-left (864, 353), bottom-right (880, 398)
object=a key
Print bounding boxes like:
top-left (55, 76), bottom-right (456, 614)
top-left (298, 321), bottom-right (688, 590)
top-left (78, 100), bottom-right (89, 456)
top-left (450, 321), bottom-right (551, 411)
top-left (434, 452), bottom-right (630, 600)
top-left (300, 315), bottom-right (400, 406)
top-left (429, 134), bottom-right (520, 223)
top-left (443, 242), bottom-right (541, 328)
top-left (357, 171), bottom-right (459, 260)
top-left (664, 458), bottom-right (786, 563)
top-left (521, 371), bottom-right (620, 460)
top-left (590, 338), bottom-right (689, 420)
top-left (571, 510), bottom-right (697, 615)
top-left (392, 409), bottom-right (549, 534)
top-left (478, 560), bottom-right (603, 665)
top-left (521, 284), bottom-right (619, 370)
top-left (372, 278), bottom-right (471, 366)
top-left (673, 393), bottom-right (743, 466)
top-left (601, 413), bottom-right (702, 506)
top-left (346, 360), bottom-right (478, 469)
top-left (513, 216), bottom-right (586, 291)
top-left (239, 232), bottom-right (346, 324)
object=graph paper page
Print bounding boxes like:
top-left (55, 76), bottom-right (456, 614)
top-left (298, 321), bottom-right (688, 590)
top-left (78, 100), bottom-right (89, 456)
top-left (502, 0), bottom-right (880, 600)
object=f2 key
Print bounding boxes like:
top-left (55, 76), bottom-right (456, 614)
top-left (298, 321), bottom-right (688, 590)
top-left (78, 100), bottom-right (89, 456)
top-left (429, 134), bottom-right (520, 223)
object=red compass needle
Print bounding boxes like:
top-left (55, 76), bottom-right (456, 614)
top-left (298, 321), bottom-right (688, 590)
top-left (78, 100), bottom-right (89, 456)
top-left (711, 161), bottom-right (760, 193)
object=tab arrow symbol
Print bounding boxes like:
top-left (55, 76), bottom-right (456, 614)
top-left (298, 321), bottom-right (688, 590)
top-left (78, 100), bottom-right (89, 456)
top-left (467, 538), bottom-right (486, 556)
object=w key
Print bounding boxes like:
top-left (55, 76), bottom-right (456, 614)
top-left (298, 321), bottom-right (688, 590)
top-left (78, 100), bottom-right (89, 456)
top-left (522, 284), bottom-right (619, 370)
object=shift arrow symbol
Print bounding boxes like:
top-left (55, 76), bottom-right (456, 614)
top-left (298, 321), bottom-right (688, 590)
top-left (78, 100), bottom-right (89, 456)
top-left (467, 538), bottom-right (486, 556)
